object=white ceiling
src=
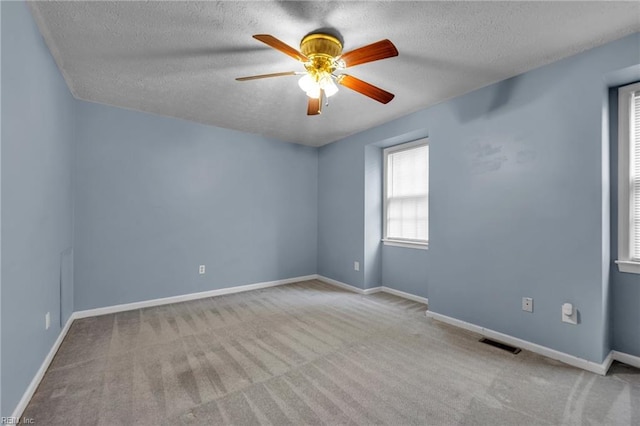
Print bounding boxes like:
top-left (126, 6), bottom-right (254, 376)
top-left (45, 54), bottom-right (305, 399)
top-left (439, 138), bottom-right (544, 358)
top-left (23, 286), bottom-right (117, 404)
top-left (30, 1), bottom-right (640, 146)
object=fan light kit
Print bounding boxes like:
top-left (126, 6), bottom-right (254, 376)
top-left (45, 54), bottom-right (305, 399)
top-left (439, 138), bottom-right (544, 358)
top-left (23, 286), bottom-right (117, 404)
top-left (297, 33), bottom-right (342, 99)
top-left (236, 32), bottom-right (398, 115)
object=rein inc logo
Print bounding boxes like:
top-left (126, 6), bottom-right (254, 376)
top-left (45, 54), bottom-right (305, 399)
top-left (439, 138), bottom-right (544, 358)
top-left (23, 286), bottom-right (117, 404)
top-left (1, 417), bottom-right (34, 424)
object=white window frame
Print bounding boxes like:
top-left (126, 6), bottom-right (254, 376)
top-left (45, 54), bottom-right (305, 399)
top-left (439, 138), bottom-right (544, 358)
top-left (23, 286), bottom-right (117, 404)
top-left (382, 138), bottom-right (429, 250)
top-left (615, 82), bottom-right (640, 274)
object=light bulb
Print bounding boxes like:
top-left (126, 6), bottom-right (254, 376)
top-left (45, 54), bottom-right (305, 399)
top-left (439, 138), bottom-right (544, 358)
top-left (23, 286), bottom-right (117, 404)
top-left (306, 86), bottom-right (321, 99)
top-left (298, 74), bottom-right (315, 92)
top-left (320, 75), bottom-right (339, 97)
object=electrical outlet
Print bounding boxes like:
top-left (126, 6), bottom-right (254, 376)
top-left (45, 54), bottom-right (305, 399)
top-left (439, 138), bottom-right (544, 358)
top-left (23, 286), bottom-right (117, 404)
top-left (522, 297), bottom-right (533, 313)
top-left (354, 261), bottom-right (360, 271)
top-left (45, 312), bottom-right (50, 330)
top-left (199, 265), bottom-right (205, 275)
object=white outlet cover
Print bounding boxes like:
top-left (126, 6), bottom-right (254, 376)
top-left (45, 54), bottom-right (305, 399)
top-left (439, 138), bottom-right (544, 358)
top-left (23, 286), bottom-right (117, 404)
top-left (522, 297), bottom-right (533, 313)
top-left (354, 261), bottom-right (360, 271)
top-left (199, 265), bottom-right (205, 274)
top-left (45, 312), bottom-right (50, 330)
top-left (562, 304), bottom-right (577, 324)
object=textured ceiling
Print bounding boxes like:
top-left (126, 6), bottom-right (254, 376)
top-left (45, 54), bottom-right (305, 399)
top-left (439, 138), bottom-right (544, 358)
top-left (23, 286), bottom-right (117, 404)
top-left (30, 1), bottom-right (640, 146)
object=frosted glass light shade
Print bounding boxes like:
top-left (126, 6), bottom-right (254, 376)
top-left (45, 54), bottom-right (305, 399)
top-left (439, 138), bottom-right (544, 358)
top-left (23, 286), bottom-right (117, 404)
top-left (299, 73), bottom-right (337, 99)
top-left (298, 74), bottom-right (315, 92)
top-left (306, 86), bottom-right (321, 99)
top-left (320, 76), bottom-right (339, 97)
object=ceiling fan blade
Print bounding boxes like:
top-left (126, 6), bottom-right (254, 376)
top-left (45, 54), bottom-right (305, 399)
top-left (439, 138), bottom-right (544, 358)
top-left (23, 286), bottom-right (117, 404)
top-left (307, 92), bottom-right (323, 115)
top-left (339, 39), bottom-right (398, 68)
top-left (337, 75), bottom-right (395, 104)
top-left (236, 71), bottom-right (301, 81)
top-left (253, 34), bottom-right (308, 62)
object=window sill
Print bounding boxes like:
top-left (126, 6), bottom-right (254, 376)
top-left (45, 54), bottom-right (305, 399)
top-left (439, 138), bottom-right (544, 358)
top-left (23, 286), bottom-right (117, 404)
top-left (615, 260), bottom-right (640, 274)
top-left (382, 239), bottom-right (429, 250)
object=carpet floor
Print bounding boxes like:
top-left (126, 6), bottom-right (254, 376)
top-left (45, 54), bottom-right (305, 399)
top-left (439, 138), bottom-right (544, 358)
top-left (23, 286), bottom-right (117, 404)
top-left (22, 280), bottom-right (639, 425)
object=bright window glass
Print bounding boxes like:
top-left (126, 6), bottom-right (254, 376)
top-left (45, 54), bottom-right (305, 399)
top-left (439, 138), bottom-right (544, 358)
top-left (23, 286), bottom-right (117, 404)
top-left (616, 82), bottom-right (640, 273)
top-left (383, 140), bottom-right (429, 244)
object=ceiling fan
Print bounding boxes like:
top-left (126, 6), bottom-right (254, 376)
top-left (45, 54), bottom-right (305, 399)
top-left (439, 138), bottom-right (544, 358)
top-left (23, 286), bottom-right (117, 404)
top-left (236, 33), bottom-right (398, 115)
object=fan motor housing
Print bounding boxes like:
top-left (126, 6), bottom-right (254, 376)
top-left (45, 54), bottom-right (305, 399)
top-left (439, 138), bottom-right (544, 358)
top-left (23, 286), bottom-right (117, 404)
top-left (300, 33), bottom-right (343, 77)
top-left (300, 33), bottom-right (343, 60)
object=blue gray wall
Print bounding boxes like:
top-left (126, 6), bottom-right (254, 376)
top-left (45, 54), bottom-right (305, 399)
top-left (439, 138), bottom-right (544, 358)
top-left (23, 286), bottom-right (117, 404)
top-left (1, 1), bottom-right (76, 416)
top-left (318, 139), bottom-right (366, 287)
top-left (363, 145), bottom-right (382, 289)
top-left (73, 102), bottom-right (318, 310)
top-left (381, 246), bottom-right (429, 299)
top-left (318, 33), bottom-right (640, 363)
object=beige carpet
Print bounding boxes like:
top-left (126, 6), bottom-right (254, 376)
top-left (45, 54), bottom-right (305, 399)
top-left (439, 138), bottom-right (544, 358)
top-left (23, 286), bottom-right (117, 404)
top-left (22, 280), bottom-right (639, 425)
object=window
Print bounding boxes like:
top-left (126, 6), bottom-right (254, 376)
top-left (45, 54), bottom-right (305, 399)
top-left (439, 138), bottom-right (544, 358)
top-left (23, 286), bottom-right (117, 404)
top-left (383, 139), bottom-right (429, 249)
top-left (616, 82), bottom-right (640, 274)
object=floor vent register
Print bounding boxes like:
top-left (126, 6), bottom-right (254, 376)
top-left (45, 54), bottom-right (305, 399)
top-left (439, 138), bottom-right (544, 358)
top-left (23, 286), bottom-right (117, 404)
top-left (479, 337), bottom-right (522, 354)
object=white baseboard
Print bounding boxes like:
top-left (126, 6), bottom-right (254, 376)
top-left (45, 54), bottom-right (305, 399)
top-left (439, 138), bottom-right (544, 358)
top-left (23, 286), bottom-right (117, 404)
top-left (316, 275), bottom-right (428, 304)
top-left (612, 350), bottom-right (640, 369)
top-left (11, 315), bottom-right (75, 419)
top-left (74, 274), bottom-right (317, 319)
top-left (316, 275), bottom-right (372, 294)
top-left (380, 286), bottom-right (429, 305)
top-left (426, 310), bottom-right (612, 375)
top-left (601, 351), bottom-right (615, 374)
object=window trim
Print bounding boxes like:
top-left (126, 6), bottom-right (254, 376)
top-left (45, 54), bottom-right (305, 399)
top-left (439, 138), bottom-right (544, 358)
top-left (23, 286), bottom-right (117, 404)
top-left (382, 138), bottom-right (429, 250)
top-left (615, 82), bottom-right (640, 274)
